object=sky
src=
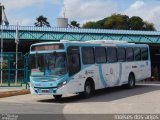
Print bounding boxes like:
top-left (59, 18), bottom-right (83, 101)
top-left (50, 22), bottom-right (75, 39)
top-left (1, 0), bottom-right (160, 30)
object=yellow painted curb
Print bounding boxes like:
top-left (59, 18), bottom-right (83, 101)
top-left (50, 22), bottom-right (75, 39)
top-left (0, 89), bottom-right (30, 98)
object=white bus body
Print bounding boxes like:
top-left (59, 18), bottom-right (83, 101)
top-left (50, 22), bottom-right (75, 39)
top-left (29, 40), bottom-right (151, 98)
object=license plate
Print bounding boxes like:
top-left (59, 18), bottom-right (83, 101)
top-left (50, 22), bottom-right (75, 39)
top-left (41, 90), bottom-right (49, 93)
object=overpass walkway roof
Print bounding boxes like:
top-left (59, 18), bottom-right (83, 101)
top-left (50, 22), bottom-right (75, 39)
top-left (1, 25), bottom-right (160, 43)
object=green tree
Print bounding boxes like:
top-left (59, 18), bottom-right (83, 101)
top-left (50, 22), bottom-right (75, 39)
top-left (82, 14), bottom-right (156, 31)
top-left (34, 15), bottom-right (50, 27)
top-left (104, 14), bottom-right (129, 29)
top-left (70, 21), bottom-right (80, 28)
top-left (96, 19), bottom-right (107, 29)
top-left (143, 21), bottom-right (156, 31)
top-left (129, 16), bottom-right (144, 30)
top-left (83, 21), bottom-right (97, 28)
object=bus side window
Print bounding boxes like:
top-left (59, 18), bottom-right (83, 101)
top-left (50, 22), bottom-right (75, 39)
top-left (117, 47), bottom-right (126, 62)
top-left (107, 47), bottom-right (117, 63)
top-left (126, 47), bottom-right (134, 61)
top-left (141, 47), bottom-right (149, 60)
top-left (134, 47), bottom-right (141, 61)
top-left (95, 47), bottom-right (107, 63)
top-left (82, 47), bottom-right (95, 64)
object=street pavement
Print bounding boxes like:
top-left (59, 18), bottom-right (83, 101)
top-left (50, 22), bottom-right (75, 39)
top-left (0, 84), bottom-right (160, 114)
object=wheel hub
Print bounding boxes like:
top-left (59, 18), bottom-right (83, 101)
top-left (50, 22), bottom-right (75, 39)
top-left (86, 85), bottom-right (91, 94)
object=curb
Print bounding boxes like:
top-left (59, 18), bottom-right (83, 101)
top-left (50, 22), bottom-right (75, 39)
top-left (0, 89), bottom-right (30, 98)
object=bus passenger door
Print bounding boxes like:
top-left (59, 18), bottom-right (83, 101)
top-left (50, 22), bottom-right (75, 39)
top-left (67, 46), bottom-right (82, 93)
top-left (134, 47), bottom-right (142, 80)
top-left (140, 48), bottom-right (150, 79)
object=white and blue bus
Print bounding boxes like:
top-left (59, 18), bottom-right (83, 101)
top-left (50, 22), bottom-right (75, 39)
top-left (29, 40), bottom-right (151, 99)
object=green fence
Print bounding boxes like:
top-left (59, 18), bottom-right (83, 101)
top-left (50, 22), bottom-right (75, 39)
top-left (0, 52), bottom-right (29, 87)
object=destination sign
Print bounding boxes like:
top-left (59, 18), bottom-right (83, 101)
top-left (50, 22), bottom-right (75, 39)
top-left (31, 44), bottom-right (64, 51)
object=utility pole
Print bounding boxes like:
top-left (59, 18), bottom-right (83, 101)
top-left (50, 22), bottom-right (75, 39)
top-left (15, 24), bottom-right (19, 85)
top-left (0, 4), bottom-right (9, 85)
top-left (0, 4), bottom-right (3, 85)
top-left (0, 3), bottom-right (2, 25)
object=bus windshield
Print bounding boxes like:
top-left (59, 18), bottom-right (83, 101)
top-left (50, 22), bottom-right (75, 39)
top-left (29, 52), bottom-right (67, 76)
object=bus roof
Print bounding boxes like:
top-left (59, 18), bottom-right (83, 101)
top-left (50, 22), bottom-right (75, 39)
top-left (30, 40), bottom-right (148, 49)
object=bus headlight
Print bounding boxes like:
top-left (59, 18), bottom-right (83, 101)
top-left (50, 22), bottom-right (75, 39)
top-left (57, 81), bottom-right (68, 88)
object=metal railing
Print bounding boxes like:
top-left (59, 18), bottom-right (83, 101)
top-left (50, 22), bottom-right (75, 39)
top-left (0, 52), bottom-right (29, 87)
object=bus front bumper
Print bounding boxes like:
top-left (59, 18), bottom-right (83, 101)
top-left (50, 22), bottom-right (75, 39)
top-left (30, 81), bottom-right (77, 95)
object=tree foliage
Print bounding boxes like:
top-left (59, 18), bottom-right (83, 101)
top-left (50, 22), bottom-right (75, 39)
top-left (143, 21), bottom-right (156, 31)
top-left (34, 15), bottom-right (50, 27)
top-left (104, 14), bottom-right (129, 29)
top-left (82, 14), bottom-right (156, 31)
top-left (70, 21), bottom-right (80, 28)
top-left (82, 21), bottom-right (97, 28)
top-left (129, 16), bottom-right (144, 30)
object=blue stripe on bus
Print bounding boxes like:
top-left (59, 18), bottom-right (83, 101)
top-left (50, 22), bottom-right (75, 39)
top-left (99, 64), bottom-right (107, 87)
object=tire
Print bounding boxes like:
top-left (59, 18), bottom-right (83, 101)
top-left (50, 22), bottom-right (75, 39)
top-left (127, 73), bottom-right (135, 89)
top-left (83, 81), bottom-right (94, 98)
top-left (53, 95), bottom-right (62, 100)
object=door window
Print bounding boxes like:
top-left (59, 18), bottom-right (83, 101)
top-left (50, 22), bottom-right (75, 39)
top-left (67, 46), bottom-right (81, 76)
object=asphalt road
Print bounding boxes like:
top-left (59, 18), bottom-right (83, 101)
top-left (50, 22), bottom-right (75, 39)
top-left (0, 84), bottom-right (160, 114)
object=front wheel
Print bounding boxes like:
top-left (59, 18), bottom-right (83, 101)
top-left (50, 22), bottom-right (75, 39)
top-left (127, 74), bottom-right (135, 89)
top-left (53, 95), bottom-right (62, 100)
top-left (83, 81), bottom-right (94, 98)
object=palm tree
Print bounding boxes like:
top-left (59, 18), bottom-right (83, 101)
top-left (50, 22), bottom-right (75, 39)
top-left (34, 15), bottom-right (50, 27)
top-left (70, 21), bottom-right (80, 28)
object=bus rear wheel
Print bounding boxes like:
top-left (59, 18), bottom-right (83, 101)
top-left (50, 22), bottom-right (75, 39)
top-left (127, 73), bottom-right (135, 89)
top-left (53, 95), bottom-right (62, 100)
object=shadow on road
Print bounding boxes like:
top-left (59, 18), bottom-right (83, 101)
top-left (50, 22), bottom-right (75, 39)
top-left (38, 84), bottom-right (160, 104)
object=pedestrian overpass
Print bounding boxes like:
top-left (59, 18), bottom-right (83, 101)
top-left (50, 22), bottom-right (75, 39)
top-left (1, 25), bottom-right (160, 86)
top-left (1, 25), bottom-right (160, 43)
